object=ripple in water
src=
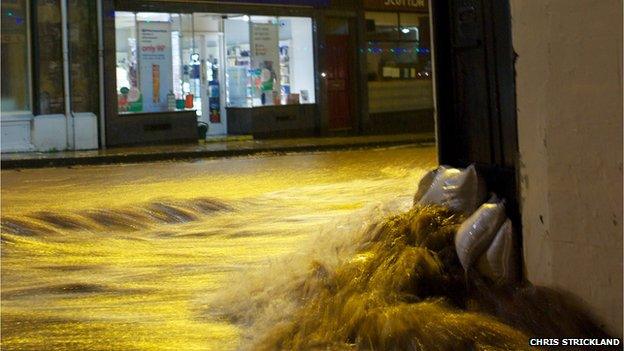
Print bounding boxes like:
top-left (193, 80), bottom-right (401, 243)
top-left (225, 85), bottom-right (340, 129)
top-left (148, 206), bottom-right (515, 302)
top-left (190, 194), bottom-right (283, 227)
top-left (1, 197), bottom-right (235, 237)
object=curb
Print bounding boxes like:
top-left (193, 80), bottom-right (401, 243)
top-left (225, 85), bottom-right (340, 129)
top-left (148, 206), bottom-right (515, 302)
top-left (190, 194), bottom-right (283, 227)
top-left (1, 138), bottom-right (435, 170)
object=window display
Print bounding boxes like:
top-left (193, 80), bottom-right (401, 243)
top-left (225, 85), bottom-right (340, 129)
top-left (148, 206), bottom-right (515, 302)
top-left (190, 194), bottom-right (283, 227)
top-left (115, 11), bottom-right (315, 115)
top-left (115, 12), bottom-right (196, 114)
top-left (225, 16), bottom-right (251, 107)
top-left (250, 16), bottom-right (280, 106)
top-left (224, 15), bottom-right (315, 107)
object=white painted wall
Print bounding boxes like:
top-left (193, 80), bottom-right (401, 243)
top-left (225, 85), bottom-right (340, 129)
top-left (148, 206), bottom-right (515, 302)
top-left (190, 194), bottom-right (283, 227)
top-left (73, 113), bottom-right (99, 150)
top-left (511, 0), bottom-right (623, 336)
top-left (32, 114), bottom-right (68, 152)
top-left (1, 113), bottom-right (99, 153)
top-left (1, 114), bottom-right (34, 152)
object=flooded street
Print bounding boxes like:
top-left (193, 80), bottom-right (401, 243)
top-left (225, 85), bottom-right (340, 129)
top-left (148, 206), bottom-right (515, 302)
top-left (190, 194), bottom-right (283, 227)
top-left (1, 146), bottom-right (437, 351)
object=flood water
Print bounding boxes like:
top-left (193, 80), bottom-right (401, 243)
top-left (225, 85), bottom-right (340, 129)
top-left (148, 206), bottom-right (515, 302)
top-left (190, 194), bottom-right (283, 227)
top-left (1, 146), bottom-right (437, 351)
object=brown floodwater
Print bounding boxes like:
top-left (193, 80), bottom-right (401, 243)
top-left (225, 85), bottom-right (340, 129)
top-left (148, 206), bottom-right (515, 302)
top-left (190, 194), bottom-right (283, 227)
top-left (1, 146), bottom-right (438, 351)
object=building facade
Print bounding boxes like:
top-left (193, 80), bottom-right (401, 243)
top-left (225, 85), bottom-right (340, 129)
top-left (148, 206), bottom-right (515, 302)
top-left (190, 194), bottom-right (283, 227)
top-left (2, 0), bottom-right (100, 152)
top-left (1, 0), bottom-right (435, 150)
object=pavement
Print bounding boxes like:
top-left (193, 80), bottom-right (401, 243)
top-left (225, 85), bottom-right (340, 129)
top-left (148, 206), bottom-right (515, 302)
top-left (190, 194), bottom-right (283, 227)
top-left (0, 133), bottom-right (435, 169)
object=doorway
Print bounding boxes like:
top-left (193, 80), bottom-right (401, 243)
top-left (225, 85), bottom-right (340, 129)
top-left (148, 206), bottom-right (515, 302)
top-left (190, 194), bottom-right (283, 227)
top-left (325, 17), bottom-right (354, 131)
top-left (326, 35), bottom-right (351, 130)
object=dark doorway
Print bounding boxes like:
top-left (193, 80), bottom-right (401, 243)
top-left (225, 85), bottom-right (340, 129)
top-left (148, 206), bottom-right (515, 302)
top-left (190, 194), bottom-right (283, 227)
top-left (431, 0), bottom-right (520, 263)
top-left (432, 0), bottom-right (518, 204)
top-left (325, 34), bottom-right (353, 130)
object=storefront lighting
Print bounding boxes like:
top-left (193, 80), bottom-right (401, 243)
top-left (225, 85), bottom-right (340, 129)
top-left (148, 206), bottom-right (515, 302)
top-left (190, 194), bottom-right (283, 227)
top-left (401, 28), bottom-right (410, 34)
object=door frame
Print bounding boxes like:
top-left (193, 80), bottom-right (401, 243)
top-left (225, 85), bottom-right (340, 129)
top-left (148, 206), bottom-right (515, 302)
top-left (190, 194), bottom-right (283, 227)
top-left (431, 0), bottom-right (521, 271)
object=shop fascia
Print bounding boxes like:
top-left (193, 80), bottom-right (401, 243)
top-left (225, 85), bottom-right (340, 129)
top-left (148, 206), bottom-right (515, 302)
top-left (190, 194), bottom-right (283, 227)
top-left (384, 0), bottom-right (425, 7)
top-left (364, 0), bottom-right (428, 11)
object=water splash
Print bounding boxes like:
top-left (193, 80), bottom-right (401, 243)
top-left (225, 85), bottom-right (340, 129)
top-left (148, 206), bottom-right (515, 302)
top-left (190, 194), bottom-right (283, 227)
top-left (208, 205), bottom-right (611, 350)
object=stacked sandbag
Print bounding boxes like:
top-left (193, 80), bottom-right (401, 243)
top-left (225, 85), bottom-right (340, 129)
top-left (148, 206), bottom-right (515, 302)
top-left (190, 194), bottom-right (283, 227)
top-left (454, 197), bottom-right (507, 271)
top-left (414, 165), bottom-right (520, 284)
top-left (455, 197), bottom-right (519, 284)
top-left (476, 219), bottom-right (519, 284)
top-left (414, 165), bottom-right (487, 216)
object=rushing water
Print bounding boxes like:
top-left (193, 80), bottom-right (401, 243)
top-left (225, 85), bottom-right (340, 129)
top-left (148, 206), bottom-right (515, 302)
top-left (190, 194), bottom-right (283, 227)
top-left (1, 146), bottom-right (439, 351)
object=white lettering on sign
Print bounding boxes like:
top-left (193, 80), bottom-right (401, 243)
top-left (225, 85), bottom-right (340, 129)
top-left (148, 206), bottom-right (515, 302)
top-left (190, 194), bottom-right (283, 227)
top-left (383, 0), bottom-right (426, 8)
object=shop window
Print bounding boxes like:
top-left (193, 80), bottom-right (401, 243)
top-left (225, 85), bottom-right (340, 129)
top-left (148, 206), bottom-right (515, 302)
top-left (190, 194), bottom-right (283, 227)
top-left (250, 16), bottom-right (279, 106)
top-left (1, 0), bottom-right (31, 113)
top-left (366, 11), bottom-right (433, 114)
top-left (224, 15), bottom-right (315, 108)
top-left (366, 13), bottom-right (430, 82)
top-left (115, 12), bottom-right (139, 113)
top-left (115, 12), bottom-right (194, 114)
top-left (115, 11), bottom-right (315, 114)
top-left (176, 14), bottom-right (200, 113)
top-left (279, 17), bottom-right (315, 105)
top-left (224, 16), bottom-right (251, 107)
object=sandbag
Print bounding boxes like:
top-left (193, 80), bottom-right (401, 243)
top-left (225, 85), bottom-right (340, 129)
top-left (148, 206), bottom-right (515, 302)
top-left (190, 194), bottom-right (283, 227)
top-left (476, 219), bottom-right (518, 283)
top-left (454, 198), bottom-right (506, 271)
top-left (413, 168), bottom-right (438, 204)
top-left (415, 165), bottom-right (486, 216)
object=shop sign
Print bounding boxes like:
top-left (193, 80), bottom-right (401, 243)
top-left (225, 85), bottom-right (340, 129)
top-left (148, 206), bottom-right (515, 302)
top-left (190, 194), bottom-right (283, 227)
top-left (363, 0), bottom-right (428, 12)
top-left (128, 0), bottom-right (329, 6)
top-left (137, 21), bottom-right (173, 112)
top-left (208, 0), bottom-right (329, 6)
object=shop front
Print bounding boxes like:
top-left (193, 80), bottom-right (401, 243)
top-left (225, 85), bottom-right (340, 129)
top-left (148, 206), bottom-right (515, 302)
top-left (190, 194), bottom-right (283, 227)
top-left (362, 0), bottom-right (434, 134)
top-left (104, 0), bottom-right (325, 146)
top-left (317, 0), bottom-right (434, 136)
top-left (1, 0), bottom-right (435, 152)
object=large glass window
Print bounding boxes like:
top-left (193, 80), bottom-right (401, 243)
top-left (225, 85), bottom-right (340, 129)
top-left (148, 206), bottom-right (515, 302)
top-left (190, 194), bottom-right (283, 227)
top-left (115, 12), bottom-right (315, 114)
top-left (115, 12), bottom-right (195, 114)
top-left (224, 16), bottom-right (251, 107)
top-left (1, 0), bottom-right (31, 112)
top-left (279, 17), bottom-right (315, 105)
top-left (366, 12), bottom-right (431, 82)
top-left (365, 11), bottom-right (433, 114)
top-left (225, 15), bottom-right (315, 107)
